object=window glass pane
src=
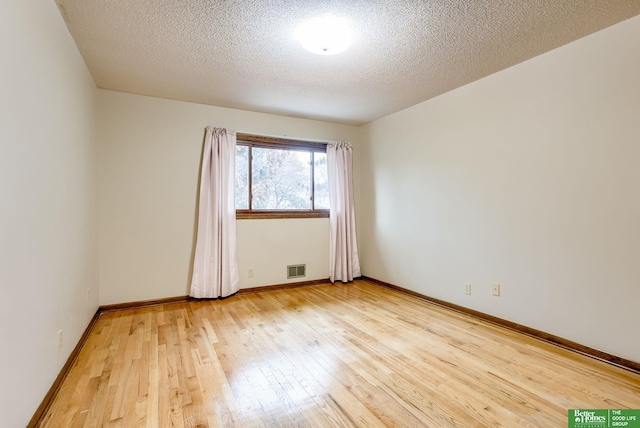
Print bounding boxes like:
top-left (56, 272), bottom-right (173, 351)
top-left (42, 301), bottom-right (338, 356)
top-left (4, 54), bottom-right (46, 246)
top-left (235, 145), bottom-right (249, 209)
top-left (252, 147), bottom-right (311, 209)
top-left (314, 152), bottom-right (329, 209)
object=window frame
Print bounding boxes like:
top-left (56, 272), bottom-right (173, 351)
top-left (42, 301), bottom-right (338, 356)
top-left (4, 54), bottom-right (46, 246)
top-left (236, 133), bottom-right (329, 219)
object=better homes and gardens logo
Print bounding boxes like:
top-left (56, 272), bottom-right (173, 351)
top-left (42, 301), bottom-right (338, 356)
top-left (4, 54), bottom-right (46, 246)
top-left (569, 409), bottom-right (640, 428)
top-left (572, 410), bottom-right (607, 427)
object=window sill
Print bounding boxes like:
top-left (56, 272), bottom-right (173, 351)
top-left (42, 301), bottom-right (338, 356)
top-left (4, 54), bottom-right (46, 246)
top-left (236, 210), bottom-right (329, 220)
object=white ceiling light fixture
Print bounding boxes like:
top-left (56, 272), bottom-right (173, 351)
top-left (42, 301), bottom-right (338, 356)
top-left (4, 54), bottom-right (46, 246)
top-left (296, 15), bottom-right (352, 55)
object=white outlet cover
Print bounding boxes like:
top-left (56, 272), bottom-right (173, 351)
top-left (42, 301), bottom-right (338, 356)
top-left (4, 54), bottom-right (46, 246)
top-left (492, 283), bottom-right (500, 296)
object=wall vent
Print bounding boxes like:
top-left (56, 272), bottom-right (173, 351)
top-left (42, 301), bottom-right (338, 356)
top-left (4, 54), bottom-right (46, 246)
top-left (287, 264), bottom-right (306, 279)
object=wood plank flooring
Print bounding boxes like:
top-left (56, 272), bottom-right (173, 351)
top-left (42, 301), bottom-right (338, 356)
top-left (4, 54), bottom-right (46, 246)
top-left (40, 280), bottom-right (640, 427)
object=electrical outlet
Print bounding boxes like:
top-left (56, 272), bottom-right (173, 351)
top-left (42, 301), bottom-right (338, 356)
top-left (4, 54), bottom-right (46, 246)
top-left (464, 283), bottom-right (471, 295)
top-left (492, 283), bottom-right (501, 296)
top-left (248, 268), bottom-right (254, 278)
top-left (57, 330), bottom-right (63, 350)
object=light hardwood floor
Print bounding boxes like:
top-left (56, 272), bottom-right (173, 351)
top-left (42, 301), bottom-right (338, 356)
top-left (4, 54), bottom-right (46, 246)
top-left (40, 280), bottom-right (640, 427)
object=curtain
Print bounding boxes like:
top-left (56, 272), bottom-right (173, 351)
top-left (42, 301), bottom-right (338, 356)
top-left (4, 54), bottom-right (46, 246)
top-left (190, 126), bottom-right (240, 298)
top-left (327, 141), bottom-right (361, 283)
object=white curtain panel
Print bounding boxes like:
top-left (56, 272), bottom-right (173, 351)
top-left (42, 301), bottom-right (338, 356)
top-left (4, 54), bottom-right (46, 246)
top-left (190, 127), bottom-right (240, 298)
top-left (327, 141), bottom-right (361, 283)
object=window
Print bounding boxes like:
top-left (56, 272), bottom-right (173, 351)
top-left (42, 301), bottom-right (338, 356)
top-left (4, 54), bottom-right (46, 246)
top-left (236, 134), bottom-right (329, 219)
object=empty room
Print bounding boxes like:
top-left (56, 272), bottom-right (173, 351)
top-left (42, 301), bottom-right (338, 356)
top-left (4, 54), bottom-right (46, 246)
top-left (2, 0), bottom-right (640, 427)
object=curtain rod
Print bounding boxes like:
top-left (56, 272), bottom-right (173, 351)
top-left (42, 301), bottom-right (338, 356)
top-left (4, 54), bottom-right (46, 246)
top-left (204, 126), bottom-right (334, 145)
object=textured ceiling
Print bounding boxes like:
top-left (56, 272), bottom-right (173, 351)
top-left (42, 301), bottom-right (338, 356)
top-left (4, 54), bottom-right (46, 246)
top-left (56, 0), bottom-right (640, 125)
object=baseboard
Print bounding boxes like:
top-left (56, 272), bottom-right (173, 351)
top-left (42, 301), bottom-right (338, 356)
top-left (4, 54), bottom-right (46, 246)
top-left (237, 278), bottom-right (331, 294)
top-left (99, 295), bottom-right (191, 312)
top-left (98, 278), bottom-right (333, 312)
top-left (27, 309), bottom-right (102, 428)
top-left (361, 276), bottom-right (640, 374)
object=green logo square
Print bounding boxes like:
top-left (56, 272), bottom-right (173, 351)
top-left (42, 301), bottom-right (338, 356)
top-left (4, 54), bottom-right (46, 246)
top-left (569, 409), bottom-right (640, 428)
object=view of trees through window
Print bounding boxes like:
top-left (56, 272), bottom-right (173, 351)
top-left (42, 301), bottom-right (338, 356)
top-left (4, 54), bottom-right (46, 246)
top-left (236, 143), bottom-right (328, 212)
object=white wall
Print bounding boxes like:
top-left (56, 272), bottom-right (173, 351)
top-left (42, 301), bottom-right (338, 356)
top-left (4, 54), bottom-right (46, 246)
top-left (0, 1), bottom-right (100, 426)
top-left (361, 15), bottom-right (640, 362)
top-left (98, 90), bottom-right (361, 305)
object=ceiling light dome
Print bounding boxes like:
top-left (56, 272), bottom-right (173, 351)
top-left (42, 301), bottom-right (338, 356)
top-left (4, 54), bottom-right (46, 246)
top-left (296, 15), bottom-right (352, 55)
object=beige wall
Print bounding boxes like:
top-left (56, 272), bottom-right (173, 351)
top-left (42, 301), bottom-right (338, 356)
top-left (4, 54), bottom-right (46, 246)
top-left (0, 1), bottom-right (100, 426)
top-left (97, 90), bottom-right (362, 304)
top-left (361, 15), bottom-right (640, 362)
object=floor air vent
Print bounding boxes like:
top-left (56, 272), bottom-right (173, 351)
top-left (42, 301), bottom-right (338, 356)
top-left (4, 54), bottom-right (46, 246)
top-left (287, 264), bottom-right (306, 279)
